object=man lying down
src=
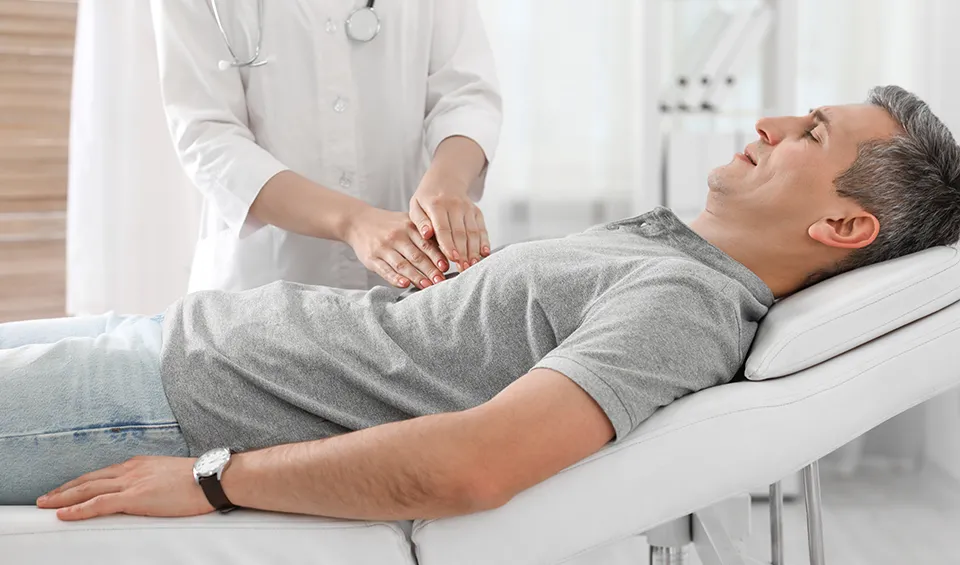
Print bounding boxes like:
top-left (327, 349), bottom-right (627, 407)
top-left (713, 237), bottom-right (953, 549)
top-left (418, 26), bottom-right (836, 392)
top-left (2, 86), bottom-right (960, 521)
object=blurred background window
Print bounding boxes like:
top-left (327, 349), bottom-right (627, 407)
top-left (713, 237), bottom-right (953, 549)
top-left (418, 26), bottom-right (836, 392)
top-left (0, 0), bottom-right (76, 322)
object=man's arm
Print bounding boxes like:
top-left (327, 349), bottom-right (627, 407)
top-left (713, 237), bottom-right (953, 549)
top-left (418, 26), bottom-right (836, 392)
top-left (226, 369), bottom-right (614, 520)
top-left (40, 370), bottom-right (614, 521)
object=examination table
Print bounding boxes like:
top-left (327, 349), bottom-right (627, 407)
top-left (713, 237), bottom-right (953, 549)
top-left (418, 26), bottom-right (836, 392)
top-left (3, 245), bottom-right (960, 565)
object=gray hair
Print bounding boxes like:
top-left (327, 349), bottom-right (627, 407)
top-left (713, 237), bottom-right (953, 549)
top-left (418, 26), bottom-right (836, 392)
top-left (806, 85), bottom-right (960, 287)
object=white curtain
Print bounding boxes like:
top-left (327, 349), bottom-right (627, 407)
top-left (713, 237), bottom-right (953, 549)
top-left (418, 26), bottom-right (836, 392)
top-left (67, 0), bottom-right (200, 316)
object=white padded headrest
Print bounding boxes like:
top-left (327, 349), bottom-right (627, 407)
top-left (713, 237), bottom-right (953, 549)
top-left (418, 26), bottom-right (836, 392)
top-left (745, 245), bottom-right (960, 380)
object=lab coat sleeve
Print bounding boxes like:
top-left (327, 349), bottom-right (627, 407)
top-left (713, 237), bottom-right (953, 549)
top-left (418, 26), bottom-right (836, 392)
top-left (149, 0), bottom-right (287, 235)
top-left (424, 0), bottom-right (503, 199)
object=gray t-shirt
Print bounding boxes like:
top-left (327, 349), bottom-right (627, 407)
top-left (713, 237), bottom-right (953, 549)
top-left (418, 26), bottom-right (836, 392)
top-left (160, 207), bottom-right (773, 455)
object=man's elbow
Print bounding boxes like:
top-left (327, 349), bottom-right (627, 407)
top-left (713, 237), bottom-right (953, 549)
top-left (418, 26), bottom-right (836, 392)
top-left (444, 471), bottom-right (515, 516)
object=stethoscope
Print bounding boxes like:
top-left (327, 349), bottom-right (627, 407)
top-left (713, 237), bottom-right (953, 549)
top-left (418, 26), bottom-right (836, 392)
top-left (211, 0), bottom-right (381, 71)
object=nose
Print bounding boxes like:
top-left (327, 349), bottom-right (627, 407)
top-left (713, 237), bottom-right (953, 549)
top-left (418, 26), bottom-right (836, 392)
top-left (755, 117), bottom-right (781, 146)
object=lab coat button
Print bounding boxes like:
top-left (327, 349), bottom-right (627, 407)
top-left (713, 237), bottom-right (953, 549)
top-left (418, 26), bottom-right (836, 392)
top-left (334, 97), bottom-right (348, 113)
top-left (325, 18), bottom-right (338, 34)
top-left (339, 173), bottom-right (353, 189)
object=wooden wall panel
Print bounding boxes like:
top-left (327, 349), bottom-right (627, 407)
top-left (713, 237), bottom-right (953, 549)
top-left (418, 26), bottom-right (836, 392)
top-left (0, 0), bottom-right (77, 322)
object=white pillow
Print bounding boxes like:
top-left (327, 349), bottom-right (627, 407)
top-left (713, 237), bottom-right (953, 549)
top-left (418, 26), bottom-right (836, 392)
top-left (744, 245), bottom-right (960, 380)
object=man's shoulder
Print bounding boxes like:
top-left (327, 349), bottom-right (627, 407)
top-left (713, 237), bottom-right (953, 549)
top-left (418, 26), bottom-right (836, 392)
top-left (592, 256), bottom-right (749, 326)
top-left (624, 253), bottom-right (736, 293)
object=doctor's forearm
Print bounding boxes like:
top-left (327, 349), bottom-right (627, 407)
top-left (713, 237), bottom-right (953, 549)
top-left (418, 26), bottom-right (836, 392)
top-left (249, 170), bottom-right (369, 242)
top-left (426, 136), bottom-right (488, 194)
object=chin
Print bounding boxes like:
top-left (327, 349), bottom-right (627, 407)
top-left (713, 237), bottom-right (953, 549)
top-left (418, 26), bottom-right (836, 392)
top-left (706, 167), bottom-right (730, 194)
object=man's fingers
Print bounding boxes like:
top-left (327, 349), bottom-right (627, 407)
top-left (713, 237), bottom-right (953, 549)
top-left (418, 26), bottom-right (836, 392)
top-left (42, 464), bottom-right (124, 500)
top-left (57, 493), bottom-right (125, 522)
top-left (409, 200), bottom-right (434, 241)
top-left (477, 210), bottom-right (491, 257)
top-left (40, 479), bottom-right (124, 509)
top-left (464, 212), bottom-right (481, 266)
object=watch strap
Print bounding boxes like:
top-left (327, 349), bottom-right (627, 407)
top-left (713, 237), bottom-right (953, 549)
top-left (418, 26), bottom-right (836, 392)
top-left (199, 474), bottom-right (237, 513)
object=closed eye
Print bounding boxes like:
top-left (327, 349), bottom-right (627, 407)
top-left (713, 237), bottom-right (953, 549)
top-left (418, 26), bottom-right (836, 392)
top-left (804, 128), bottom-right (820, 143)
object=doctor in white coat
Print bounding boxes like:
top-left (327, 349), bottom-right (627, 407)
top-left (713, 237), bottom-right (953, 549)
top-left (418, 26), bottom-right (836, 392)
top-left (150, 0), bottom-right (502, 292)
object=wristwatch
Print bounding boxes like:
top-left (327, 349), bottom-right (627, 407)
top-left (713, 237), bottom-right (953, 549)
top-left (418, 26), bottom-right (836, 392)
top-left (193, 447), bottom-right (239, 513)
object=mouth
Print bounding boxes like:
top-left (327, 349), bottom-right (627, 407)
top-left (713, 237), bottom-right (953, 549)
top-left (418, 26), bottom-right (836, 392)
top-left (743, 148), bottom-right (757, 166)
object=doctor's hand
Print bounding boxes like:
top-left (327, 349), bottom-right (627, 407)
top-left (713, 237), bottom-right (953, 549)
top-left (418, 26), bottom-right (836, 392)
top-left (344, 207), bottom-right (449, 289)
top-left (409, 173), bottom-right (490, 273)
top-left (37, 456), bottom-right (213, 521)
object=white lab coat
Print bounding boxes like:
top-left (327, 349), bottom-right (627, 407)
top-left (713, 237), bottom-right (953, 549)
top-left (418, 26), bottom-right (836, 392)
top-left (150, 0), bottom-right (502, 292)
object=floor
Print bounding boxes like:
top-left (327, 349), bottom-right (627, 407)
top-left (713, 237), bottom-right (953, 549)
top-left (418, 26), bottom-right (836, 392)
top-left (735, 463), bottom-right (960, 565)
top-left (572, 462), bottom-right (960, 564)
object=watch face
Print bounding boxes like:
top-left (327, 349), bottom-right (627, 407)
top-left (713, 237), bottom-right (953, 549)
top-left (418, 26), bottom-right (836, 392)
top-left (195, 447), bottom-right (231, 478)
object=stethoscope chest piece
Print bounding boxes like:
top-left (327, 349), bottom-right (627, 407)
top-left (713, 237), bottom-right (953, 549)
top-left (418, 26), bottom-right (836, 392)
top-left (212, 0), bottom-right (382, 70)
top-left (345, 6), bottom-right (380, 42)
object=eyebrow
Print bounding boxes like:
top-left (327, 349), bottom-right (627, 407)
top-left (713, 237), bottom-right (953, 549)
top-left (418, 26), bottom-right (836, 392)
top-left (809, 107), bottom-right (832, 132)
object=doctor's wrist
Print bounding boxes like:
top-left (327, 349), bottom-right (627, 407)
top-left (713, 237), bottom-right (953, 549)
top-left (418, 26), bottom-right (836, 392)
top-left (336, 201), bottom-right (376, 245)
top-left (422, 168), bottom-right (472, 198)
top-left (428, 136), bottom-right (487, 192)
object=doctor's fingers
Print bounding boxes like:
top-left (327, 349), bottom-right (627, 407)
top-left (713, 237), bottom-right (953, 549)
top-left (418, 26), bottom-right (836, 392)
top-left (371, 258), bottom-right (412, 289)
top-left (463, 212), bottom-right (483, 267)
top-left (476, 212), bottom-right (491, 258)
top-left (428, 209), bottom-right (460, 266)
top-left (407, 228), bottom-right (449, 276)
top-left (398, 239), bottom-right (445, 285)
top-left (409, 200), bottom-right (435, 241)
top-left (381, 248), bottom-right (438, 290)
top-left (448, 214), bottom-right (470, 271)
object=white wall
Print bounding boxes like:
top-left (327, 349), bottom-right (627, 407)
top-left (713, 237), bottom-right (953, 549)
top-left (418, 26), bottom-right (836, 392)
top-left (476, 0), bottom-right (660, 248)
top-left (917, 0), bottom-right (960, 485)
top-left (787, 0), bottom-right (960, 468)
top-left (814, 0), bottom-right (960, 478)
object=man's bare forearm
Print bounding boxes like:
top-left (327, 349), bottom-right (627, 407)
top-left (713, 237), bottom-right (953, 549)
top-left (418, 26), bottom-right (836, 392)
top-left (220, 410), bottom-right (501, 521)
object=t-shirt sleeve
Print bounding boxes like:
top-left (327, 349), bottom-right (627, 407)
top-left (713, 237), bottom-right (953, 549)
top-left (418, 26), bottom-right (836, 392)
top-left (533, 272), bottom-right (744, 442)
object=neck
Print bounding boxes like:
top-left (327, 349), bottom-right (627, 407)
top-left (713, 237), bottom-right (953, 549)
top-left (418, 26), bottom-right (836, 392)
top-left (687, 208), bottom-right (808, 298)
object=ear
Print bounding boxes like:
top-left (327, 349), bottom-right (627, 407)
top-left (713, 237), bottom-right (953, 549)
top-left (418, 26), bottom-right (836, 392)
top-left (807, 212), bottom-right (879, 249)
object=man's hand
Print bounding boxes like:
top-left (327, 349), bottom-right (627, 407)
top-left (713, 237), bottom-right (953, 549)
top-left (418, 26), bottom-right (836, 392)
top-left (344, 206), bottom-right (449, 289)
top-left (34, 369), bottom-right (614, 523)
top-left (36, 456), bottom-right (214, 521)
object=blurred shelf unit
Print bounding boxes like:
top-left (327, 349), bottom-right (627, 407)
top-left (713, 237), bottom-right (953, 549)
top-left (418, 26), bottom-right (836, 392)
top-left (657, 0), bottom-right (798, 223)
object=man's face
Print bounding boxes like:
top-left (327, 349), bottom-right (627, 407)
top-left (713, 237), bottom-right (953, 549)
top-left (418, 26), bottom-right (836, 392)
top-left (707, 104), bottom-right (902, 243)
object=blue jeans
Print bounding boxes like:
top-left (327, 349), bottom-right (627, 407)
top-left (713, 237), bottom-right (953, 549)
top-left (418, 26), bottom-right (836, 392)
top-left (0, 313), bottom-right (188, 505)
